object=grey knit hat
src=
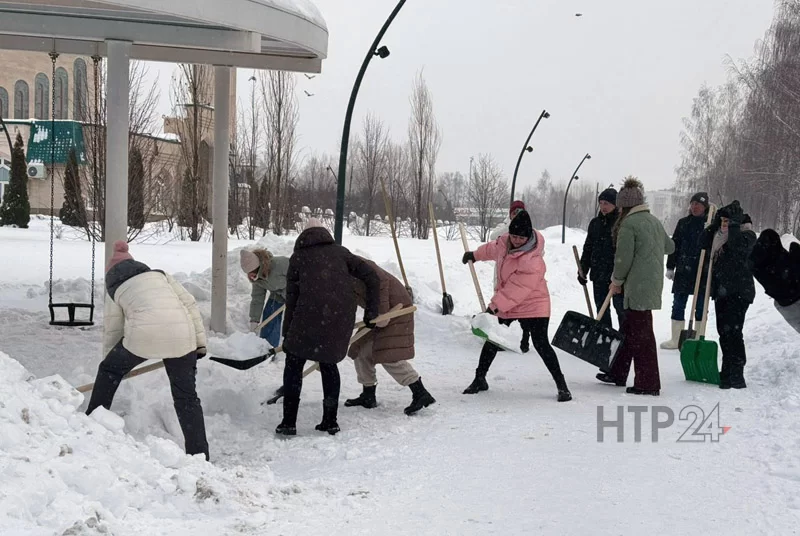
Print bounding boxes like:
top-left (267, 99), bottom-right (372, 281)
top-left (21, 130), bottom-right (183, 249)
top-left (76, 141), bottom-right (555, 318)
top-left (617, 177), bottom-right (645, 209)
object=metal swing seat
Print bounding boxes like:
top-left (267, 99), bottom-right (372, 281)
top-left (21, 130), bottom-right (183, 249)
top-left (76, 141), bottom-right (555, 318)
top-left (47, 51), bottom-right (100, 328)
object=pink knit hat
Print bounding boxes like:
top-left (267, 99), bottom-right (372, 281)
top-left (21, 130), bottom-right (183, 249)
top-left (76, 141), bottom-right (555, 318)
top-left (107, 240), bottom-right (133, 272)
top-left (240, 249), bottom-right (260, 274)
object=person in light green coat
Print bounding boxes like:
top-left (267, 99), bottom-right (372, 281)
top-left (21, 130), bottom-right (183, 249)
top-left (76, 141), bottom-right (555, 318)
top-left (240, 248), bottom-right (290, 347)
top-left (596, 177), bottom-right (675, 396)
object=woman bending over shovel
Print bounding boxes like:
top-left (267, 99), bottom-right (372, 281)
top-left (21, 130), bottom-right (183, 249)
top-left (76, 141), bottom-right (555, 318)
top-left (240, 247), bottom-right (289, 348)
top-left (276, 219), bottom-right (382, 436)
top-left (461, 210), bottom-right (572, 402)
top-left (345, 257), bottom-right (436, 415)
top-left (86, 241), bottom-right (209, 460)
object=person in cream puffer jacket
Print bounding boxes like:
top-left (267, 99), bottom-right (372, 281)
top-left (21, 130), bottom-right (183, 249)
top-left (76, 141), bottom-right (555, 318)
top-left (86, 241), bottom-right (209, 460)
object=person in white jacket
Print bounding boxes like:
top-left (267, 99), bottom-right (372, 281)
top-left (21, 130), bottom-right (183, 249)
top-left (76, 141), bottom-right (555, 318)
top-left (86, 241), bottom-right (209, 460)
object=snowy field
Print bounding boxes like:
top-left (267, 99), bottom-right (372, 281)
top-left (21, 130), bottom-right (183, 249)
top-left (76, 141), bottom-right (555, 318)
top-left (1, 217), bottom-right (799, 536)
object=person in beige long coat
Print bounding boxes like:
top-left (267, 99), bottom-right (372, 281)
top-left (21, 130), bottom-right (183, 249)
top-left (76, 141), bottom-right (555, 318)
top-left (345, 258), bottom-right (436, 415)
top-left (86, 241), bottom-right (209, 460)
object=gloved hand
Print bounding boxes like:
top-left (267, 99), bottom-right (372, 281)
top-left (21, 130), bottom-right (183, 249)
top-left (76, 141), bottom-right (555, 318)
top-left (666, 269), bottom-right (675, 280)
top-left (196, 347), bottom-right (207, 359)
top-left (363, 315), bottom-right (378, 329)
top-left (749, 229), bottom-right (800, 307)
top-left (718, 200), bottom-right (744, 225)
top-left (577, 273), bottom-right (588, 286)
top-left (249, 321), bottom-right (259, 333)
top-left (462, 251), bottom-right (475, 264)
top-left (486, 304), bottom-right (499, 315)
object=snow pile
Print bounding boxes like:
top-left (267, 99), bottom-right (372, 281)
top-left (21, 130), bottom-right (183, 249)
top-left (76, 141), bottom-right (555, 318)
top-left (0, 351), bottom-right (281, 535)
top-left (471, 312), bottom-right (524, 353)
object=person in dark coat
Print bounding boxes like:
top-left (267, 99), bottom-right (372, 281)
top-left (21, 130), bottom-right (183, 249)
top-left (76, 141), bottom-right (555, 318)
top-left (749, 229), bottom-right (800, 335)
top-left (276, 219), bottom-right (382, 436)
top-left (661, 192), bottom-right (710, 349)
top-left (700, 201), bottom-right (756, 389)
top-left (579, 187), bottom-right (625, 329)
top-left (345, 258), bottom-right (436, 415)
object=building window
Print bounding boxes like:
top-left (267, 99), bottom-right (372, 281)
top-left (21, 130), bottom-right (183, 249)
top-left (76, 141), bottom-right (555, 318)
top-left (14, 80), bottom-right (29, 119)
top-left (74, 59), bottom-right (88, 122)
top-left (54, 67), bottom-right (68, 119)
top-left (34, 73), bottom-right (49, 120)
top-left (0, 87), bottom-right (8, 119)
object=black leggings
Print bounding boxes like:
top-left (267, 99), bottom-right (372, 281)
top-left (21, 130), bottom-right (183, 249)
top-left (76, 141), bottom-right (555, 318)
top-left (283, 353), bottom-right (341, 402)
top-left (477, 317), bottom-right (564, 380)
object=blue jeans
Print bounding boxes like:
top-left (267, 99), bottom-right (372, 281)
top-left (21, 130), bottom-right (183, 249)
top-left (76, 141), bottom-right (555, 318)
top-left (671, 292), bottom-right (705, 322)
top-left (260, 297), bottom-right (284, 347)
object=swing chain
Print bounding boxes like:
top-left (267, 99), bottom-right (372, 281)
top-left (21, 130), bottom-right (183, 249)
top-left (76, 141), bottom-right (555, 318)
top-left (48, 50), bottom-right (59, 305)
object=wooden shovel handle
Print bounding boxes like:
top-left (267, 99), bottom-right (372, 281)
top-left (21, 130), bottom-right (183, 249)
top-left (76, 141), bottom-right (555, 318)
top-left (573, 245), bottom-right (595, 320)
top-left (257, 304), bottom-right (286, 331)
top-left (597, 290), bottom-right (614, 321)
top-left (300, 305), bottom-right (417, 378)
top-left (380, 177), bottom-right (409, 288)
top-left (77, 360), bottom-right (166, 393)
top-left (687, 250), bottom-right (706, 331)
top-left (459, 223), bottom-right (486, 311)
top-left (429, 203), bottom-right (448, 294)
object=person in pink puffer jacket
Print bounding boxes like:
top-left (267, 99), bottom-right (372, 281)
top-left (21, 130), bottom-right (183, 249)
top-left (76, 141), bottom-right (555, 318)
top-left (461, 210), bottom-right (571, 402)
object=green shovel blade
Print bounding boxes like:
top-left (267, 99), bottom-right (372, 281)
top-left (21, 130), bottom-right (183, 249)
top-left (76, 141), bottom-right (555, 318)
top-left (679, 336), bottom-right (720, 385)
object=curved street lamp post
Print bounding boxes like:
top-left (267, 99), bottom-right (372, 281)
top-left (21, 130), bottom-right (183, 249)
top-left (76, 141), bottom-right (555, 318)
top-left (561, 153), bottom-right (592, 244)
top-left (509, 109), bottom-right (550, 205)
top-left (333, 0), bottom-right (407, 244)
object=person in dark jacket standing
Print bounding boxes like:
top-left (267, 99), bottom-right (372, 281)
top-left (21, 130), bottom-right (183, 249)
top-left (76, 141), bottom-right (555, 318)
top-left (276, 219), bottom-right (382, 436)
top-left (661, 192), bottom-right (710, 349)
top-left (579, 187), bottom-right (624, 329)
top-left (749, 229), bottom-right (800, 335)
top-left (700, 201), bottom-right (757, 389)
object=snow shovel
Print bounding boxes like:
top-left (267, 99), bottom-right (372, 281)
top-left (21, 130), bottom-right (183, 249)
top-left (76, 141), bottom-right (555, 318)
top-left (212, 306), bottom-right (418, 371)
top-left (678, 250), bottom-right (706, 351)
top-left (76, 360), bottom-right (171, 393)
top-left (459, 223), bottom-right (486, 312)
top-left (429, 202), bottom-right (453, 315)
top-left (551, 291), bottom-right (623, 373)
top-left (678, 204), bottom-right (716, 350)
top-left (573, 245), bottom-right (594, 319)
top-left (263, 306), bottom-right (417, 404)
top-left (680, 251), bottom-right (720, 385)
top-left (380, 178), bottom-right (413, 301)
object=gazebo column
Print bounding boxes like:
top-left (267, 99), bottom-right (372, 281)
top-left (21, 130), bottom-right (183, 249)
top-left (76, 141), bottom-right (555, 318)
top-left (210, 65), bottom-right (231, 333)
top-left (104, 39), bottom-right (131, 261)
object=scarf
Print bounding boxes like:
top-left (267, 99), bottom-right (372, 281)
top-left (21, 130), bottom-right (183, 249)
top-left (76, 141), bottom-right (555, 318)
top-left (711, 223), bottom-right (753, 261)
top-left (508, 233), bottom-right (537, 255)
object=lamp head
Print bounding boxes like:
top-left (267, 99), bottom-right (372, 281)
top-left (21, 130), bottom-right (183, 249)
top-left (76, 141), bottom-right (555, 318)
top-left (543, 111), bottom-right (551, 119)
top-left (525, 146), bottom-right (533, 153)
top-left (375, 46), bottom-right (390, 59)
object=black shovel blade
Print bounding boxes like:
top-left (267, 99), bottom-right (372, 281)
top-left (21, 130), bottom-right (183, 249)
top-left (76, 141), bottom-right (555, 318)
top-left (552, 311), bottom-right (624, 373)
top-left (678, 329), bottom-right (696, 351)
top-left (209, 353), bottom-right (270, 370)
top-left (442, 293), bottom-right (454, 315)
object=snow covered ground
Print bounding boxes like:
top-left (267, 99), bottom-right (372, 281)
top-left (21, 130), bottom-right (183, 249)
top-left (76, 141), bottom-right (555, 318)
top-left (1, 217), bottom-right (799, 535)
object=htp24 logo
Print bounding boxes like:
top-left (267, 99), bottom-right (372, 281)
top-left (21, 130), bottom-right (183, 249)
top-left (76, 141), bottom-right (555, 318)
top-left (596, 402), bottom-right (732, 443)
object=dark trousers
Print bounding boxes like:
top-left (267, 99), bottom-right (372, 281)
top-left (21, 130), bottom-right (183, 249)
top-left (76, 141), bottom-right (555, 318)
top-left (609, 310), bottom-right (660, 391)
top-left (476, 317), bottom-right (565, 384)
top-left (283, 353), bottom-right (341, 403)
top-left (715, 297), bottom-right (749, 386)
top-left (671, 291), bottom-right (705, 322)
top-left (592, 280), bottom-right (626, 330)
top-left (86, 342), bottom-right (209, 460)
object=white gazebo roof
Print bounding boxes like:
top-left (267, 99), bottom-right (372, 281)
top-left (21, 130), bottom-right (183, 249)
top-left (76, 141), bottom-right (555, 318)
top-left (0, 0), bottom-right (328, 72)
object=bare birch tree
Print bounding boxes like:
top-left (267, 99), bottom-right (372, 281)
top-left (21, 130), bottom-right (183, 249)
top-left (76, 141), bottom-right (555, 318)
top-left (467, 154), bottom-right (508, 241)
top-left (407, 71), bottom-right (441, 239)
top-left (356, 112), bottom-right (389, 236)
top-left (260, 70), bottom-right (299, 235)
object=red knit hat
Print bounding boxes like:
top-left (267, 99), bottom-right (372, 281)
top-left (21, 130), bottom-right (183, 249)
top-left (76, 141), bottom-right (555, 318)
top-left (510, 200), bottom-right (525, 215)
top-left (106, 240), bottom-right (133, 272)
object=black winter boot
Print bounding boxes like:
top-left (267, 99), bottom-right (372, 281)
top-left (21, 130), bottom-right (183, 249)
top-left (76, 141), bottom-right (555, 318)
top-left (404, 378), bottom-right (436, 415)
top-left (554, 374), bottom-right (572, 402)
top-left (275, 396), bottom-right (299, 436)
top-left (345, 385), bottom-right (377, 408)
top-left (464, 344), bottom-right (497, 394)
top-left (315, 397), bottom-right (340, 435)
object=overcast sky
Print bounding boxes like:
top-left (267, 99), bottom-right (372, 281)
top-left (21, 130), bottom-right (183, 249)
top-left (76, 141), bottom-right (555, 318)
top-left (148, 0), bottom-right (775, 195)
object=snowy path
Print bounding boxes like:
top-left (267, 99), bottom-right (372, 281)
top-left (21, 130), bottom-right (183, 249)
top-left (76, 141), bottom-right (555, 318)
top-left (1, 221), bottom-right (799, 535)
